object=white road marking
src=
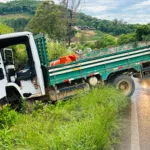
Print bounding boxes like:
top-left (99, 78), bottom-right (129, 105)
top-left (131, 78), bottom-right (140, 150)
top-left (131, 101), bottom-right (140, 150)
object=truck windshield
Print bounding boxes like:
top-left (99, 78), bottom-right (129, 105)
top-left (0, 36), bottom-right (33, 71)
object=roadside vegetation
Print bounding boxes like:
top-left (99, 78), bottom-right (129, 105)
top-left (0, 86), bottom-right (128, 150)
top-left (0, 23), bottom-right (14, 34)
top-left (0, 1), bottom-right (150, 149)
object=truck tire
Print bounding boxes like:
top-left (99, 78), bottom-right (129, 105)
top-left (113, 75), bottom-right (135, 97)
top-left (7, 91), bottom-right (22, 111)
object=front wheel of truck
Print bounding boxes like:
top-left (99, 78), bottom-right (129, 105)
top-left (6, 88), bottom-right (22, 111)
top-left (113, 75), bottom-right (135, 97)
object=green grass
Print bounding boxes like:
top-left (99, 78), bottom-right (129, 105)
top-left (73, 30), bottom-right (106, 43)
top-left (0, 86), bottom-right (128, 150)
top-left (86, 30), bottom-right (105, 41)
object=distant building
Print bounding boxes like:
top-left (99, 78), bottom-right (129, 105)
top-left (73, 26), bottom-right (96, 31)
top-left (73, 26), bottom-right (80, 31)
top-left (78, 26), bottom-right (89, 30)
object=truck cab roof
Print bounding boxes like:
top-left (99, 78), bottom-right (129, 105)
top-left (0, 32), bottom-right (32, 49)
top-left (0, 32), bottom-right (32, 40)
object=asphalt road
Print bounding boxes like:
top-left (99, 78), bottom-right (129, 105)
top-left (116, 78), bottom-right (150, 150)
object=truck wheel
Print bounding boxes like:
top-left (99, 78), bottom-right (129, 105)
top-left (113, 75), bottom-right (135, 97)
top-left (7, 92), bottom-right (22, 111)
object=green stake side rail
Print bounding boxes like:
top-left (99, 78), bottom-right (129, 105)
top-left (34, 34), bottom-right (150, 88)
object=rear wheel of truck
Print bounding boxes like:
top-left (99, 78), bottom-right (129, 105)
top-left (113, 75), bottom-right (135, 97)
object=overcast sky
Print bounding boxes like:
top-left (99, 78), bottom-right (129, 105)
top-left (81, 0), bottom-right (150, 24)
top-left (0, 0), bottom-right (150, 24)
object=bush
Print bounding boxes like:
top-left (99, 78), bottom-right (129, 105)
top-left (0, 105), bottom-right (18, 129)
top-left (47, 39), bottom-right (72, 60)
top-left (84, 42), bottom-right (96, 49)
top-left (0, 127), bottom-right (13, 150)
top-left (0, 23), bottom-right (14, 34)
top-left (117, 33), bottom-right (137, 45)
top-left (95, 34), bottom-right (117, 49)
top-left (0, 86), bottom-right (128, 149)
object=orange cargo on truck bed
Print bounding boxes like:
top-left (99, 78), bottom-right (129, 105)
top-left (50, 54), bottom-right (78, 66)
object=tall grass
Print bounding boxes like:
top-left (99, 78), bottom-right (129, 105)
top-left (0, 86), bottom-right (128, 150)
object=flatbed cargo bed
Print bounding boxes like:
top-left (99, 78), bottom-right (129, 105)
top-left (34, 34), bottom-right (150, 86)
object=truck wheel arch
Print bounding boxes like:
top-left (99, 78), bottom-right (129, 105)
top-left (6, 83), bottom-right (23, 98)
top-left (106, 68), bottom-right (138, 83)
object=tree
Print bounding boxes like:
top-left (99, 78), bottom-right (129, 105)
top-left (136, 25), bottom-right (150, 41)
top-left (142, 35), bottom-right (150, 41)
top-left (117, 33), bottom-right (136, 45)
top-left (27, 0), bottom-right (67, 40)
top-left (4, 18), bottom-right (30, 32)
top-left (60, 0), bottom-right (83, 45)
top-left (0, 0), bottom-right (39, 15)
top-left (95, 34), bottom-right (116, 49)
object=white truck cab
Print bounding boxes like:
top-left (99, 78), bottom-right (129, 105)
top-left (0, 32), bottom-right (45, 105)
top-left (0, 52), bottom-right (7, 104)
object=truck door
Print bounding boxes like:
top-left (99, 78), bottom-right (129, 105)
top-left (4, 47), bottom-right (42, 98)
top-left (3, 48), bottom-right (16, 82)
top-left (0, 54), bottom-right (7, 101)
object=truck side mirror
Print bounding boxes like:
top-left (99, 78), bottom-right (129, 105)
top-left (4, 49), bottom-right (14, 65)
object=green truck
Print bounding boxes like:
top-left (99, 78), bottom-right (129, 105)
top-left (0, 32), bottom-right (150, 106)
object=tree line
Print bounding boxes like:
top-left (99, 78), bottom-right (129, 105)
top-left (0, 0), bottom-right (39, 15)
top-left (92, 24), bottom-right (150, 49)
top-left (75, 13), bottom-right (136, 36)
top-left (1, 0), bottom-right (150, 48)
top-left (0, 0), bottom-right (136, 37)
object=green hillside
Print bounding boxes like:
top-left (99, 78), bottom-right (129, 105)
top-left (72, 30), bottom-right (105, 43)
top-left (0, 0), bottom-right (38, 31)
top-left (0, 0), bottom-right (39, 15)
top-left (75, 13), bottom-right (136, 36)
top-left (0, 14), bottom-right (32, 21)
top-left (0, 0), bottom-right (136, 35)
top-left (0, 14), bottom-right (32, 31)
